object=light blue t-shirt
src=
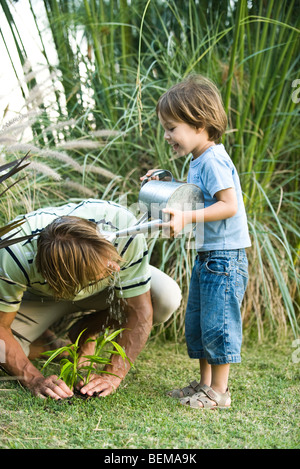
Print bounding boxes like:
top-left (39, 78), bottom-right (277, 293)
top-left (187, 144), bottom-right (251, 251)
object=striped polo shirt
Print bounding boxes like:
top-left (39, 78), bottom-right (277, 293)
top-left (0, 199), bottom-right (151, 313)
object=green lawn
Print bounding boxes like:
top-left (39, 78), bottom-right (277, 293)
top-left (0, 338), bottom-right (299, 449)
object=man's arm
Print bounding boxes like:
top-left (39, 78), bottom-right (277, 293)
top-left (0, 310), bottom-right (73, 399)
top-left (79, 290), bottom-right (153, 397)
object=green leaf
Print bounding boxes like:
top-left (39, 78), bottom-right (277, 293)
top-left (94, 337), bottom-right (106, 355)
top-left (59, 360), bottom-right (73, 380)
top-left (80, 362), bottom-right (111, 371)
top-left (74, 328), bottom-right (87, 348)
top-left (112, 344), bottom-right (133, 367)
top-left (111, 340), bottom-right (127, 360)
top-left (85, 337), bottom-right (96, 344)
top-left (41, 346), bottom-right (72, 369)
top-left (63, 368), bottom-right (77, 389)
top-left (77, 372), bottom-right (85, 383)
top-left (95, 370), bottom-right (122, 378)
top-left (104, 328), bottom-right (125, 343)
top-left (82, 355), bottom-right (111, 365)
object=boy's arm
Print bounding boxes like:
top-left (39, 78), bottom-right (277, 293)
top-left (200, 187), bottom-right (238, 221)
top-left (164, 187), bottom-right (238, 237)
top-left (0, 310), bottom-right (73, 399)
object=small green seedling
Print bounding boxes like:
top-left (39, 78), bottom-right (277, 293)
top-left (42, 328), bottom-right (132, 394)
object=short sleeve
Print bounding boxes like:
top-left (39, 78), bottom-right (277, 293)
top-left (0, 249), bottom-right (27, 313)
top-left (202, 157), bottom-right (234, 198)
top-left (114, 234), bottom-right (151, 299)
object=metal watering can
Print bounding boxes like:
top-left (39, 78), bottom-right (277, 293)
top-left (138, 170), bottom-right (204, 220)
top-left (103, 170), bottom-right (204, 242)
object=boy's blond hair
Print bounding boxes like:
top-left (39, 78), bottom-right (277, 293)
top-left (36, 216), bottom-right (122, 299)
top-left (156, 74), bottom-right (227, 141)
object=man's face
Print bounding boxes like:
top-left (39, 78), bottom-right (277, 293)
top-left (83, 258), bottom-right (120, 292)
top-left (94, 259), bottom-right (120, 282)
top-left (106, 259), bottom-right (120, 274)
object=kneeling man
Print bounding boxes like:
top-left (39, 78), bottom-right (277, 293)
top-left (0, 199), bottom-right (181, 399)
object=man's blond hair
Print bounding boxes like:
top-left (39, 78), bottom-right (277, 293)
top-left (156, 74), bottom-right (227, 141)
top-left (36, 216), bottom-right (122, 299)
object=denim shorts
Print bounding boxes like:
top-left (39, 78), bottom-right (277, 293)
top-left (185, 249), bottom-right (248, 365)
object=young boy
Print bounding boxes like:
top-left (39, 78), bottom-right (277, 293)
top-left (141, 75), bottom-right (251, 408)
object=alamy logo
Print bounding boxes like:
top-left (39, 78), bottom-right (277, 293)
top-left (0, 339), bottom-right (5, 363)
top-left (291, 79), bottom-right (300, 104)
top-left (292, 339), bottom-right (300, 364)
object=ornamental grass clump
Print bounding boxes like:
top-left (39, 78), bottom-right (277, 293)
top-left (42, 328), bottom-right (132, 396)
top-left (0, 152), bottom-right (33, 249)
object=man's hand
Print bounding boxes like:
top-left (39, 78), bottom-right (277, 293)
top-left (78, 373), bottom-right (122, 398)
top-left (27, 375), bottom-right (74, 400)
top-left (76, 338), bottom-right (122, 397)
top-left (0, 310), bottom-right (74, 400)
top-left (77, 291), bottom-right (153, 398)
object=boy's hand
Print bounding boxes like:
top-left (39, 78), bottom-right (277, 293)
top-left (162, 208), bottom-right (193, 237)
top-left (140, 169), bottom-right (163, 182)
top-left (140, 169), bottom-right (173, 182)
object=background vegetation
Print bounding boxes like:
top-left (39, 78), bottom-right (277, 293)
top-left (0, 0), bottom-right (299, 341)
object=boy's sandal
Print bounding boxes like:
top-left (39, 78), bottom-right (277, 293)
top-left (166, 380), bottom-right (204, 398)
top-left (180, 384), bottom-right (231, 409)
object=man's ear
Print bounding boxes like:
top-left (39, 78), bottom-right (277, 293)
top-left (195, 126), bottom-right (205, 134)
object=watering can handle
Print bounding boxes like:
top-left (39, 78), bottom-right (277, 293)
top-left (141, 169), bottom-right (173, 187)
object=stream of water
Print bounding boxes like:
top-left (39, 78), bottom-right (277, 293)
top-left (105, 271), bottom-right (127, 335)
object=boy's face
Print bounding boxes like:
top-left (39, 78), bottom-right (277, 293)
top-left (158, 113), bottom-right (211, 159)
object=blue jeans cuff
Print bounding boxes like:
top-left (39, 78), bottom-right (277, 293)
top-left (187, 350), bottom-right (241, 364)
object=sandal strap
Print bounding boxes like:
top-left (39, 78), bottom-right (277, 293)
top-left (167, 380), bottom-right (202, 398)
top-left (180, 380), bottom-right (202, 396)
top-left (190, 380), bottom-right (202, 391)
top-left (186, 385), bottom-right (230, 408)
top-left (200, 385), bottom-right (230, 406)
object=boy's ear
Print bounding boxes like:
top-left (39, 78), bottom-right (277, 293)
top-left (195, 126), bottom-right (205, 134)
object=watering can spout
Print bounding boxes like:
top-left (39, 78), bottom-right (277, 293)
top-left (101, 218), bottom-right (162, 242)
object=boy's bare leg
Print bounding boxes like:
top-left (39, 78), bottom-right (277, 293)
top-left (211, 363), bottom-right (230, 394)
top-left (197, 360), bottom-right (231, 407)
top-left (199, 358), bottom-right (211, 386)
